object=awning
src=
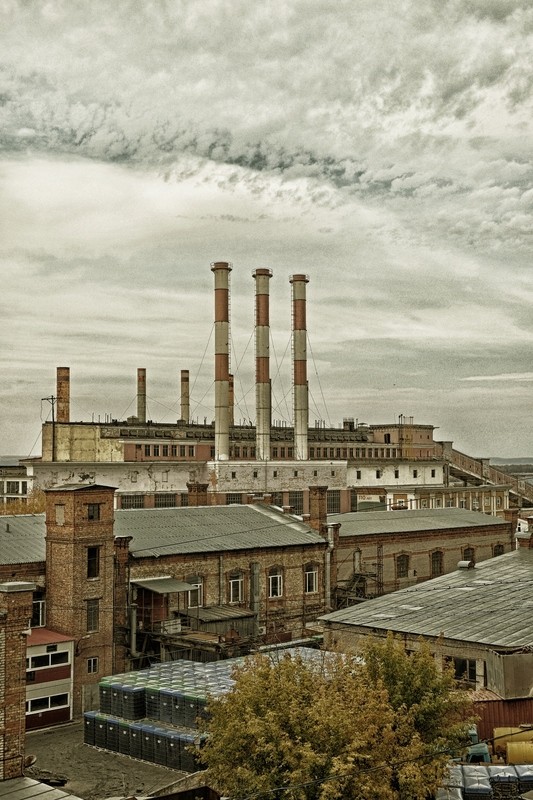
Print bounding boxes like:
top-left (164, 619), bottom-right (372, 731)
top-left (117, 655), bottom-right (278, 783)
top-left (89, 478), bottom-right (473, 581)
top-left (131, 576), bottom-right (195, 594)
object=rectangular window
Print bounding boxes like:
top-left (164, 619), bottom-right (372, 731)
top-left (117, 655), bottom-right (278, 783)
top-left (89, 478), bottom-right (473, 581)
top-left (31, 594), bottom-right (46, 628)
top-left (272, 447), bottom-right (278, 458)
top-left (29, 651), bottom-right (70, 669)
top-left (6, 481), bottom-right (19, 493)
top-left (288, 491), bottom-right (304, 515)
top-left (226, 492), bottom-right (242, 504)
top-left (144, 445), bottom-right (151, 457)
top-left (431, 469), bottom-right (436, 478)
top-left (413, 470), bottom-right (418, 478)
top-left (376, 470), bottom-right (381, 478)
top-left (268, 572), bottom-right (283, 598)
top-left (179, 445), bottom-right (186, 457)
top-left (171, 445), bottom-right (177, 456)
top-left (305, 566), bottom-right (318, 594)
top-left (234, 447), bottom-right (240, 457)
top-left (327, 490), bottom-right (341, 514)
top-left (162, 445), bottom-right (169, 457)
top-left (55, 504), bottom-right (65, 525)
top-left (162, 470), bottom-right (168, 483)
top-left (316, 448), bottom-right (321, 458)
top-left (153, 445), bottom-right (160, 457)
top-left (87, 546), bottom-right (100, 579)
top-left (87, 504), bottom-right (100, 521)
top-left (121, 495), bottom-right (145, 509)
top-left (280, 447), bottom-right (285, 458)
top-left (155, 493), bottom-right (177, 508)
top-left (86, 599), bottom-right (99, 632)
top-left (87, 657), bottom-right (99, 674)
top-left (189, 446), bottom-right (195, 457)
top-left (188, 583), bottom-right (203, 608)
top-left (394, 469), bottom-right (399, 479)
top-left (309, 448), bottom-right (315, 458)
top-left (453, 657), bottom-right (477, 685)
top-left (288, 448), bottom-right (293, 457)
top-left (356, 470), bottom-right (361, 480)
top-left (229, 575), bottom-right (243, 603)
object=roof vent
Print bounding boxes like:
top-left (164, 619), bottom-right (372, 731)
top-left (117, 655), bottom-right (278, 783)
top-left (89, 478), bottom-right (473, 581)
top-left (457, 559), bottom-right (475, 569)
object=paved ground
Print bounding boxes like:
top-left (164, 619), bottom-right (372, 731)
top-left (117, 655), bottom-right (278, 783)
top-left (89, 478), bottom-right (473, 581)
top-left (25, 722), bottom-right (185, 800)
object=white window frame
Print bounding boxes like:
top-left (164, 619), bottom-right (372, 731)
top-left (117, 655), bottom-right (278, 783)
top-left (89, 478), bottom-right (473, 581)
top-left (268, 570), bottom-right (283, 598)
top-left (26, 692), bottom-right (70, 715)
top-left (87, 656), bottom-right (99, 674)
top-left (228, 574), bottom-right (243, 604)
top-left (188, 582), bottom-right (203, 608)
top-left (304, 565), bottom-right (318, 594)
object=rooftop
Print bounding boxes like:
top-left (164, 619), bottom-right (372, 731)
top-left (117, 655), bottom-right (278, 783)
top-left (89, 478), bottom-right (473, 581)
top-left (329, 507), bottom-right (507, 537)
top-left (321, 548), bottom-right (533, 649)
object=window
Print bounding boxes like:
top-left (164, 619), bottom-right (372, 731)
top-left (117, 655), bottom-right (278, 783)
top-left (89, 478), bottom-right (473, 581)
top-left (327, 490), bottom-right (341, 513)
top-left (144, 445), bottom-right (151, 457)
top-left (55, 504), bottom-right (65, 525)
top-left (313, 470), bottom-right (318, 477)
top-left (463, 547), bottom-right (475, 563)
top-left (384, 433), bottom-right (391, 444)
top-left (153, 445), bottom-right (160, 457)
top-left (28, 651), bottom-right (69, 670)
top-left (356, 470), bottom-right (361, 480)
top-left (273, 448), bottom-right (278, 458)
top-left (288, 448), bottom-right (293, 458)
top-left (121, 495), bottom-right (145, 509)
top-left (413, 470), bottom-right (418, 478)
top-left (280, 448), bottom-right (285, 458)
top-left (87, 504), bottom-right (100, 521)
top-left (228, 573), bottom-right (244, 603)
top-left (162, 470), bottom-right (169, 483)
top-left (430, 551), bottom-right (443, 578)
top-left (493, 544), bottom-right (504, 557)
top-left (155, 493), bottom-right (177, 508)
top-left (253, 470), bottom-right (258, 478)
top-left (288, 491), bottom-right (303, 515)
top-left (271, 492), bottom-right (283, 507)
top-left (6, 481), bottom-right (19, 493)
top-left (87, 546), bottom-right (100, 579)
top-left (273, 470), bottom-right (278, 478)
top-left (431, 469), bottom-right (436, 478)
top-left (452, 657), bottom-right (476, 685)
top-left (304, 564), bottom-right (318, 594)
top-left (87, 657), bottom-right (99, 674)
top-left (309, 448), bottom-right (314, 458)
top-left (294, 470), bottom-right (299, 478)
top-left (31, 592), bottom-right (46, 628)
top-left (162, 445), bottom-right (168, 457)
top-left (396, 554), bottom-right (409, 579)
top-left (86, 599), bottom-right (99, 632)
top-left (394, 469), bottom-right (399, 479)
top-left (189, 446), bottom-right (195, 457)
top-left (226, 492), bottom-right (242, 504)
top-left (234, 447), bottom-right (240, 457)
top-left (27, 693), bottom-right (69, 714)
top-left (268, 568), bottom-right (283, 598)
top-left (188, 582), bottom-right (203, 608)
top-left (231, 472), bottom-right (237, 480)
top-left (171, 445), bottom-right (177, 457)
top-left (376, 470), bottom-right (382, 479)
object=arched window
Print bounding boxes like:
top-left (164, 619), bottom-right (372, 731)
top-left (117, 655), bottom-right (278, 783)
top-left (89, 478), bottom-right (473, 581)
top-left (396, 554), bottom-right (409, 579)
top-left (431, 550), bottom-right (443, 578)
top-left (493, 544), bottom-right (504, 557)
top-left (463, 547), bottom-right (475, 563)
top-left (268, 567), bottom-right (283, 598)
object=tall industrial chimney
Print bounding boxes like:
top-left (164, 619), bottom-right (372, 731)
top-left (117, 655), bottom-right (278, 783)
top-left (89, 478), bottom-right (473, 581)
top-left (290, 274), bottom-right (309, 460)
top-left (137, 368), bottom-right (146, 424)
top-left (180, 369), bottom-right (190, 423)
top-left (211, 261), bottom-right (232, 460)
top-left (228, 374), bottom-right (235, 427)
top-left (56, 367), bottom-right (70, 423)
top-left (253, 268), bottom-right (272, 460)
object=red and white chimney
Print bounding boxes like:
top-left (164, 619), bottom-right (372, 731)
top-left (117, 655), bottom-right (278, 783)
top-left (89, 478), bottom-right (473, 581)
top-left (137, 368), bottom-right (146, 424)
top-left (211, 261), bottom-right (232, 460)
top-left (56, 367), bottom-right (70, 423)
top-left (180, 369), bottom-right (190, 423)
top-left (290, 274), bottom-right (309, 460)
top-left (253, 268), bottom-right (272, 460)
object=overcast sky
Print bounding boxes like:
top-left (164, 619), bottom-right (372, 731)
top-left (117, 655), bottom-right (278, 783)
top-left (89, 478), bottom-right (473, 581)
top-left (2, 0), bottom-right (533, 458)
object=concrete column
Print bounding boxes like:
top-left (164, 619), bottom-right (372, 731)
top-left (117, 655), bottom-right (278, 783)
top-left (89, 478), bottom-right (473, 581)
top-left (211, 261), bottom-right (232, 460)
top-left (180, 370), bottom-right (190, 423)
top-left (57, 366), bottom-right (70, 423)
top-left (253, 268), bottom-right (272, 460)
top-left (290, 274), bottom-right (309, 459)
top-left (137, 368), bottom-right (146, 424)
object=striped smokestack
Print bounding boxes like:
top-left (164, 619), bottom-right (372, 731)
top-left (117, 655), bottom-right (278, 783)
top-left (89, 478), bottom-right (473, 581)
top-left (137, 368), bottom-right (146, 424)
top-left (56, 367), bottom-right (70, 423)
top-left (180, 369), bottom-right (189, 423)
top-left (211, 261), bottom-right (232, 460)
top-left (228, 373), bottom-right (234, 427)
top-left (290, 274), bottom-right (309, 460)
top-left (253, 268), bottom-right (272, 460)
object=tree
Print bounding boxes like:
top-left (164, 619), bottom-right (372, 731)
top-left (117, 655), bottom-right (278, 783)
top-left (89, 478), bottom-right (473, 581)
top-left (0, 489), bottom-right (46, 515)
top-left (200, 640), bottom-right (473, 800)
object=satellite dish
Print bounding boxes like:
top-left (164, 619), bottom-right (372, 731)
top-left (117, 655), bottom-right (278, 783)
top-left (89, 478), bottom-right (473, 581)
top-left (24, 754), bottom-right (37, 768)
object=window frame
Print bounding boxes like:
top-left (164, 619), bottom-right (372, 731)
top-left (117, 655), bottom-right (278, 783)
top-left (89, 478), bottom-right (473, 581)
top-left (304, 564), bottom-right (318, 594)
top-left (86, 598), bottom-right (100, 633)
top-left (268, 567), bottom-right (283, 599)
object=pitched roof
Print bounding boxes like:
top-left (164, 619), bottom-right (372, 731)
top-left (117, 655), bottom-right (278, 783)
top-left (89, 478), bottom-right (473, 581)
top-left (116, 504), bottom-right (325, 557)
top-left (0, 504), bottom-right (325, 565)
top-left (330, 507), bottom-right (507, 537)
top-left (321, 548), bottom-right (533, 649)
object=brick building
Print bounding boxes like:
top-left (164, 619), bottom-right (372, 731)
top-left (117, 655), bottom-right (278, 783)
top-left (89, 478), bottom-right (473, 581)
top-left (329, 507), bottom-right (513, 603)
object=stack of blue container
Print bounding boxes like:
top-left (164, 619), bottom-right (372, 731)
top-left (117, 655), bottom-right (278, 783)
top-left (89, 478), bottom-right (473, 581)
top-left (83, 648), bottom-right (329, 772)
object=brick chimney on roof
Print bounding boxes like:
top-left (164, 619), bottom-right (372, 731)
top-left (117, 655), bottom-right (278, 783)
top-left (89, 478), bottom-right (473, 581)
top-left (309, 485), bottom-right (328, 535)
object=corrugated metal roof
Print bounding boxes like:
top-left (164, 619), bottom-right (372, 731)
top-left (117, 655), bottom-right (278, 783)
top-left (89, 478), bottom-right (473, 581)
top-left (0, 777), bottom-right (83, 800)
top-left (330, 507), bottom-right (507, 537)
top-left (117, 504), bottom-right (325, 558)
top-left (0, 505), bottom-right (324, 565)
top-left (321, 549), bottom-right (533, 649)
top-left (0, 514), bottom-right (46, 564)
top-left (183, 604), bottom-right (255, 622)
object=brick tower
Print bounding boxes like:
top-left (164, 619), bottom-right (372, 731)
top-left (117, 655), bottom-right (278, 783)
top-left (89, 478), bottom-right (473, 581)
top-left (45, 485), bottom-right (116, 716)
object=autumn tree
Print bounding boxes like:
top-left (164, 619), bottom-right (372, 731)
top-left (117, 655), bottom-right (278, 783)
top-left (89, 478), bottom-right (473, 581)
top-left (201, 640), bottom-right (473, 800)
top-left (0, 488), bottom-right (46, 515)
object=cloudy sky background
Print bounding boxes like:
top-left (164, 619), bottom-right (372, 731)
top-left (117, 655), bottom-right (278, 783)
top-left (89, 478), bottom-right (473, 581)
top-left (2, 0), bottom-right (533, 457)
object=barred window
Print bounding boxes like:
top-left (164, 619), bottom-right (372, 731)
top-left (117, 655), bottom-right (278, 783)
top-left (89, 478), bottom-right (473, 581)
top-left (396, 554), bottom-right (409, 579)
top-left (327, 490), bottom-right (341, 514)
top-left (121, 495), bottom-right (145, 509)
top-left (288, 491), bottom-right (303, 515)
top-left (226, 493), bottom-right (242, 505)
top-left (155, 493), bottom-right (177, 508)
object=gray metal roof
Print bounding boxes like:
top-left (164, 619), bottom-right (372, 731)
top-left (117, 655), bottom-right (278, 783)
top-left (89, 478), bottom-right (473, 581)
top-left (321, 548), bottom-right (533, 649)
top-left (0, 515), bottom-right (46, 564)
top-left (131, 576), bottom-right (195, 593)
top-left (0, 505), bottom-right (324, 566)
top-left (118, 504), bottom-right (325, 557)
top-left (0, 777), bottom-right (83, 800)
top-left (330, 507), bottom-right (507, 537)
top-left (183, 604), bottom-right (255, 622)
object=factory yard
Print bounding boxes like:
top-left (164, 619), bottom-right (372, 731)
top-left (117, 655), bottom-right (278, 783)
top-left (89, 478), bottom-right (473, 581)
top-left (25, 721), bottom-right (183, 800)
